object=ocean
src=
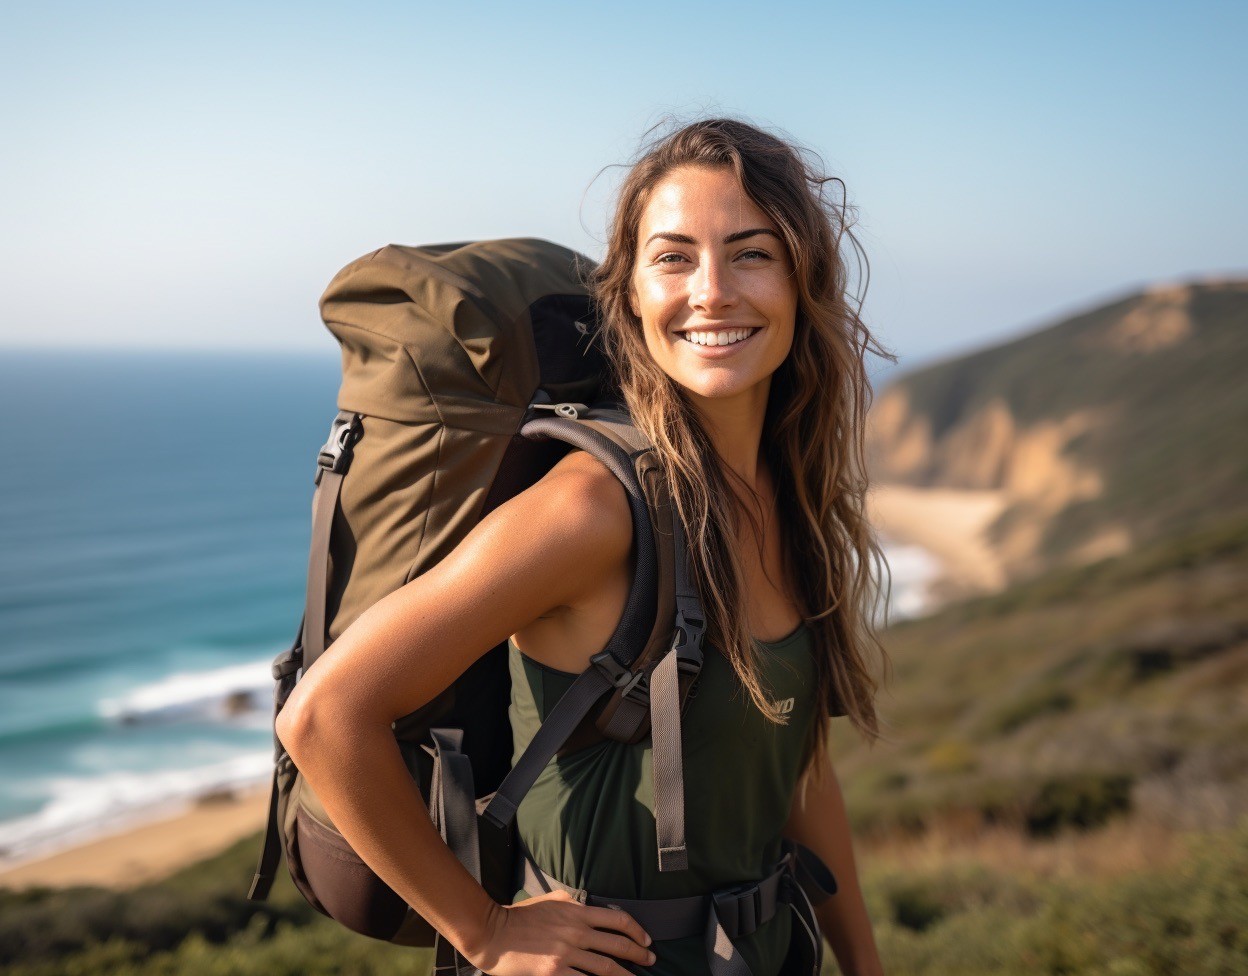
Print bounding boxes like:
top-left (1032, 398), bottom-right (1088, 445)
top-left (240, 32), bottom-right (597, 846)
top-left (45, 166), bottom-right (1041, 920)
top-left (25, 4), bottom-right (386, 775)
top-left (0, 349), bottom-right (939, 863)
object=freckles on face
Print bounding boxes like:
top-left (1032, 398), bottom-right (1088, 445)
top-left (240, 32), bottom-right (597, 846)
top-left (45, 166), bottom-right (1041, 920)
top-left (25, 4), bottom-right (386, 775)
top-left (629, 165), bottom-right (798, 402)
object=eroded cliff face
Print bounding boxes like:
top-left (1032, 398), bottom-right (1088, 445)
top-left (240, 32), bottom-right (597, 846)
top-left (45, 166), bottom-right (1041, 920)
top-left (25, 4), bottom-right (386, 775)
top-left (868, 391), bottom-right (1116, 580)
top-left (865, 280), bottom-right (1229, 583)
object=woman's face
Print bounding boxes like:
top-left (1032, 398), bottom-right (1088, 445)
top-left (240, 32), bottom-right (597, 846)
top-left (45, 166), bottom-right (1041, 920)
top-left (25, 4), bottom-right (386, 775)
top-left (629, 164), bottom-right (798, 407)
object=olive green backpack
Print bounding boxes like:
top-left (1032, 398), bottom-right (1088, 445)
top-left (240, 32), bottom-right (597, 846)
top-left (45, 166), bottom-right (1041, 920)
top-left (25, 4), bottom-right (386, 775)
top-left (246, 238), bottom-right (838, 976)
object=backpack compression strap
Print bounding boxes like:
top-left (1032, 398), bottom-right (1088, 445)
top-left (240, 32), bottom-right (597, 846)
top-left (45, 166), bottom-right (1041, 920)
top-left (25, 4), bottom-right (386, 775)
top-left (304, 411), bottom-right (363, 673)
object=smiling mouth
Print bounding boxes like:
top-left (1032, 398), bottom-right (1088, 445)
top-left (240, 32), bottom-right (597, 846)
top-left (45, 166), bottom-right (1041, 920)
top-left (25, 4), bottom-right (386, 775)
top-left (677, 327), bottom-right (761, 347)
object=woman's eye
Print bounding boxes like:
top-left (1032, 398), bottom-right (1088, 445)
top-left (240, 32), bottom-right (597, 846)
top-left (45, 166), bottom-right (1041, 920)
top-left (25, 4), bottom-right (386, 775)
top-left (655, 253), bottom-right (686, 264)
top-left (738, 248), bottom-right (771, 261)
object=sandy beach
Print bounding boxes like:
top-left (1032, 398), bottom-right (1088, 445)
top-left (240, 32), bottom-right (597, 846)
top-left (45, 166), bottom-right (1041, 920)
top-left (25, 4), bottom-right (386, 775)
top-left (866, 482), bottom-right (1010, 603)
top-left (0, 784), bottom-right (272, 890)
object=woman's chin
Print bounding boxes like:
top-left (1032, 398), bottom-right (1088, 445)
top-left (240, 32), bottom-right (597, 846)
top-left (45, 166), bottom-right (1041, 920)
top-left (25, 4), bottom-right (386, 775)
top-left (674, 373), bottom-right (772, 405)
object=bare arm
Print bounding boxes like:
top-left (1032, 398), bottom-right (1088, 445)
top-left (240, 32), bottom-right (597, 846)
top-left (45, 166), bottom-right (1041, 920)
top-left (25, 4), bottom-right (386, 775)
top-left (784, 755), bottom-right (885, 976)
top-left (276, 456), bottom-right (655, 976)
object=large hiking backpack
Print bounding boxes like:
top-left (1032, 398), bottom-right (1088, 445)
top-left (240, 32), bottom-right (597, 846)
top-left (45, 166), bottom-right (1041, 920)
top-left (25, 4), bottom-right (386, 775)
top-left (247, 239), bottom-right (838, 976)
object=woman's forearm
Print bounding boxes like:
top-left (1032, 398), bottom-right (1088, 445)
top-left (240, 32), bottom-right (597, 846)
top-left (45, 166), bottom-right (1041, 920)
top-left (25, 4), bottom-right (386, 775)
top-left (277, 701), bottom-right (496, 957)
top-left (786, 763), bottom-right (885, 976)
top-left (815, 875), bottom-right (884, 976)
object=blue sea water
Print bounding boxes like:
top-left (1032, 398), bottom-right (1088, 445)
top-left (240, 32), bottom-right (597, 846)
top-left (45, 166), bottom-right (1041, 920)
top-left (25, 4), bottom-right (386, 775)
top-left (0, 349), bottom-right (938, 863)
top-left (0, 349), bottom-right (340, 861)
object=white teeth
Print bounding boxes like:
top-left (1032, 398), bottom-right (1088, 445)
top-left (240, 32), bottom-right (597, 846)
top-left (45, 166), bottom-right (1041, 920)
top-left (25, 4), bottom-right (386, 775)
top-left (682, 329), bottom-right (756, 346)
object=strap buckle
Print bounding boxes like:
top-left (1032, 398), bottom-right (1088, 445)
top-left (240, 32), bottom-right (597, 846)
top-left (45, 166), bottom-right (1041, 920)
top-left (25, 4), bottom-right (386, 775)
top-left (315, 414), bottom-right (363, 482)
top-left (672, 606), bottom-right (706, 658)
top-left (589, 651), bottom-right (647, 700)
top-left (528, 401), bottom-right (590, 420)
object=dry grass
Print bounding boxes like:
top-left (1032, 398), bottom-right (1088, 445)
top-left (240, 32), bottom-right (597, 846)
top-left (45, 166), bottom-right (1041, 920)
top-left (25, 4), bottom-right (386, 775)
top-left (858, 814), bottom-right (1189, 884)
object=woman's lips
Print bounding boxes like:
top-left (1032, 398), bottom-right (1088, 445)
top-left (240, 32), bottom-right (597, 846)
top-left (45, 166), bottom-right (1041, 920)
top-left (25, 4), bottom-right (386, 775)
top-left (674, 327), bottom-right (762, 357)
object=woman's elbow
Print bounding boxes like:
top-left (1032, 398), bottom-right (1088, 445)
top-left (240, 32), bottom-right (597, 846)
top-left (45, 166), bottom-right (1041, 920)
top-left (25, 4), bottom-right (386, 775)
top-left (276, 683), bottom-right (330, 767)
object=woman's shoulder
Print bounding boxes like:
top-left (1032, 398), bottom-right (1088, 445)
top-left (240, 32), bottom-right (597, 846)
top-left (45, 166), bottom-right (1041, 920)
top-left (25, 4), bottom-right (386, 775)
top-left (530, 449), bottom-right (632, 532)
top-left (512, 448), bottom-right (634, 567)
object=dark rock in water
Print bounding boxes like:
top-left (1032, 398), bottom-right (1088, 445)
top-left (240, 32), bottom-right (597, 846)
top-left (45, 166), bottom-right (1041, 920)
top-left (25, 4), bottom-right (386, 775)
top-left (224, 690), bottom-right (256, 715)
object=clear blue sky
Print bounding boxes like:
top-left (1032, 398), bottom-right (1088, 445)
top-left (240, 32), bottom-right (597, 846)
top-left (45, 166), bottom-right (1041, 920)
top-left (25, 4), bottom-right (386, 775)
top-left (1, 0), bottom-right (1244, 370)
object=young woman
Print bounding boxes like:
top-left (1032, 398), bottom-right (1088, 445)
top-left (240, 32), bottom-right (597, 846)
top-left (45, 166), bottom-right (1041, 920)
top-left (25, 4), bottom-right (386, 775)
top-left (278, 117), bottom-right (893, 976)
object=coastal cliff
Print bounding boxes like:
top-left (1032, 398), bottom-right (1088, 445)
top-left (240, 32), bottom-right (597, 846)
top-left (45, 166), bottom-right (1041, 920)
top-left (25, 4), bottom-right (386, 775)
top-left (868, 278), bottom-right (1248, 588)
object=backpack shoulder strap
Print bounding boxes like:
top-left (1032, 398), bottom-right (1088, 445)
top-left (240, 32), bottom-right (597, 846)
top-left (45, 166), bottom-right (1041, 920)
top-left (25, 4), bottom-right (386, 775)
top-left (483, 402), bottom-right (705, 872)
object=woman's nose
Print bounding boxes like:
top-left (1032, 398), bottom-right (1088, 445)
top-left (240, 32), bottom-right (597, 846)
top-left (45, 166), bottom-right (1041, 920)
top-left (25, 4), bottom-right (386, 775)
top-left (690, 258), bottom-right (737, 312)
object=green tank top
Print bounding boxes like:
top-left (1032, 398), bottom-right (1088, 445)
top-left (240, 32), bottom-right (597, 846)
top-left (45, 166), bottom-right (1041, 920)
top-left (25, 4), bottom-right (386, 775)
top-left (508, 623), bottom-right (818, 976)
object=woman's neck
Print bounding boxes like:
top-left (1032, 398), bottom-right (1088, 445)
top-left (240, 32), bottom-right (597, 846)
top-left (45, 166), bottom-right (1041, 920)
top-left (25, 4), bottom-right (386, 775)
top-left (685, 378), bottom-right (771, 494)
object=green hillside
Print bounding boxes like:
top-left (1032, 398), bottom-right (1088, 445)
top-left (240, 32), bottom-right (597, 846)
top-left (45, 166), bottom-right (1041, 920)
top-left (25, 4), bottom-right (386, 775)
top-left (834, 514), bottom-right (1248, 839)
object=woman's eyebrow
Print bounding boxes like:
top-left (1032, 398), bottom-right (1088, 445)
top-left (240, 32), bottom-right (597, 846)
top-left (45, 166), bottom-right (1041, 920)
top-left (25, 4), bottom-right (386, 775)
top-left (643, 228), bottom-right (782, 247)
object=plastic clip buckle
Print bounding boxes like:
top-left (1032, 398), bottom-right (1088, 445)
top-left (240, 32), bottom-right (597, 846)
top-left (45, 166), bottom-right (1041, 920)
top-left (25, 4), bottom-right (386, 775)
top-left (315, 415), bottom-right (362, 483)
top-left (671, 607), bottom-right (706, 655)
top-left (590, 651), bottom-right (646, 699)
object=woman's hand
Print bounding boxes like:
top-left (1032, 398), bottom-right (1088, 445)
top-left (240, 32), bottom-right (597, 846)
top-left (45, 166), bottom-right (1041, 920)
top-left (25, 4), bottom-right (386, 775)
top-left (464, 890), bottom-right (656, 976)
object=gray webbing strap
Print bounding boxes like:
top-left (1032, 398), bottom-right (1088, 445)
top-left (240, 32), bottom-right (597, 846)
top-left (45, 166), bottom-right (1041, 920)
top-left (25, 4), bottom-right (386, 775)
top-left (783, 870), bottom-right (825, 976)
top-left (651, 503), bottom-right (705, 872)
top-left (429, 729), bottom-right (480, 881)
top-left (247, 621), bottom-right (307, 902)
top-left (303, 412), bottom-right (362, 673)
top-left (246, 767), bottom-right (282, 900)
top-left (302, 468), bottom-right (340, 673)
top-left (434, 934), bottom-right (482, 976)
top-left (481, 665), bottom-right (614, 828)
top-left (517, 413), bottom-right (658, 668)
top-left (792, 840), bottom-right (838, 905)
top-left (705, 909), bottom-right (755, 976)
top-left (650, 645), bottom-right (688, 872)
top-left (430, 728), bottom-right (485, 976)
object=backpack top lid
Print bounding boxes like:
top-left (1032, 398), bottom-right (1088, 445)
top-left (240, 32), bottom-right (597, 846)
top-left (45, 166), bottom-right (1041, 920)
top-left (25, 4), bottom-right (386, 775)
top-left (320, 238), bottom-right (605, 428)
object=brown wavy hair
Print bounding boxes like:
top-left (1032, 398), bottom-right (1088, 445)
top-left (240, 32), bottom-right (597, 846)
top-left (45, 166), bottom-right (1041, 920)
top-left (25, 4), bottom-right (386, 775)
top-left (590, 117), bottom-right (897, 787)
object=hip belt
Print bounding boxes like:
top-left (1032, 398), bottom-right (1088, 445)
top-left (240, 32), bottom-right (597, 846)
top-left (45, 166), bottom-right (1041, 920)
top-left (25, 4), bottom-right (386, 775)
top-left (516, 838), bottom-right (837, 976)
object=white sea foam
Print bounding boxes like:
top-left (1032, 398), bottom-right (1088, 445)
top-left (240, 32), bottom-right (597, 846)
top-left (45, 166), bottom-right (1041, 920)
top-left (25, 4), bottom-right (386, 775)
top-left (97, 658), bottom-right (273, 724)
top-left (0, 752), bottom-right (271, 864)
top-left (880, 538), bottom-right (945, 621)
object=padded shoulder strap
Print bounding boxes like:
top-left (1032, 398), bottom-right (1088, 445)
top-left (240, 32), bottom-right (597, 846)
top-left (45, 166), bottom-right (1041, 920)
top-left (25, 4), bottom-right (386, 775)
top-left (483, 403), bottom-right (705, 876)
top-left (481, 404), bottom-right (660, 829)
top-left (518, 406), bottom-right (659, 669)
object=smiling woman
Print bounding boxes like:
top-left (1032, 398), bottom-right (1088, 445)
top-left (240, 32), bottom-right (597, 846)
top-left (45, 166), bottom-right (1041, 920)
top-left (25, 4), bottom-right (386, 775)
top-left (277, 117), bottom-right (894, 976)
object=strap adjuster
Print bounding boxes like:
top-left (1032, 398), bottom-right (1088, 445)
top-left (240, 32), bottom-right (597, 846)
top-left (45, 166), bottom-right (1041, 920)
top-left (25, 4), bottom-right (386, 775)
top-left (589, 650), bottom-right (646, 699)
top-left (672, 605), bottom-right (705, 653)
top-left (271, 655), bottom-right (302, 680)
top-left (315, 414), bottom-right (363, 481)
top-left (712, 880), bottom-right (765, 939)
top-left (528, 401), bottom-right (590, 420)
top-left (586, 653), bottom-right (633, 693)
